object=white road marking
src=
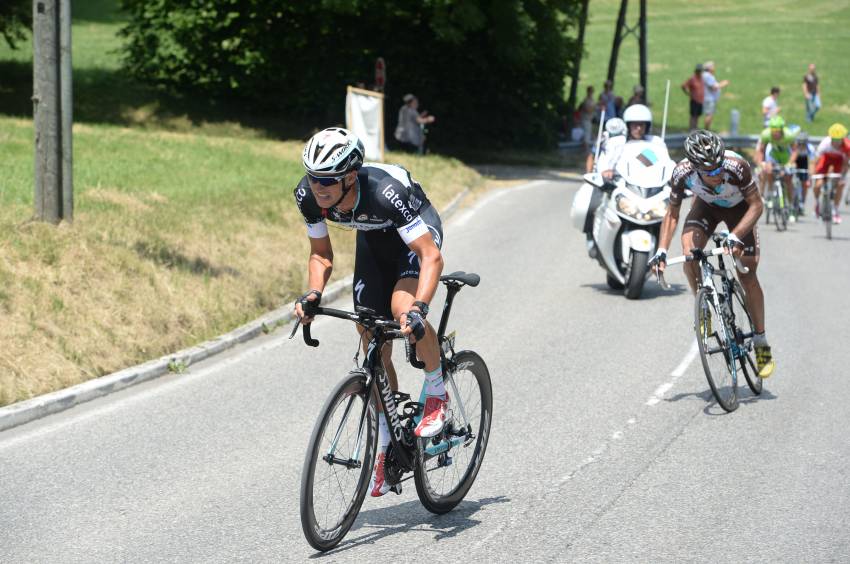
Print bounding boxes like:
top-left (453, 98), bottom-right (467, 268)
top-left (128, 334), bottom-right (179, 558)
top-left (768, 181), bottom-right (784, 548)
top-left (646, 340), bottom-right (698, 406)
top-left (452, 180), bottom-right (549, 227)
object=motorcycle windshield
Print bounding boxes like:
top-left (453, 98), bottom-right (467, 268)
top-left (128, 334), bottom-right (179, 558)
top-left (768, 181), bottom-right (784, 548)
top-left (614, 140), bottom-right (675, 197)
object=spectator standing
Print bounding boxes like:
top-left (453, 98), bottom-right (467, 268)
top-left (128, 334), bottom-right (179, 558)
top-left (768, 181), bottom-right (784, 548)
top-left (701, 61), bottom-right (728, 131)
top-left (598, 80), bottom-right (617, 123)
top-left (802, 63), bottom-right (821, 122)
top-left (626, 84), bottom-right (646, 108)
top-left (579, 85), bottom-right (597, 172)
top-left (762, 86), bottom-right (781, 126)
top-left (394, 94), bottom-right (436, 154)
top-left (681, 64), bottom-right (705, 131)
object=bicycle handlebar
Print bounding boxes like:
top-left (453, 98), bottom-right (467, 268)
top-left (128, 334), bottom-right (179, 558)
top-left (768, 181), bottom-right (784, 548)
top-left (656, 243), bottom-right (749, 290)
top-left (288, 305), bottom-right (426, 369)
top-left (811, 173), bottom-right (844, 179)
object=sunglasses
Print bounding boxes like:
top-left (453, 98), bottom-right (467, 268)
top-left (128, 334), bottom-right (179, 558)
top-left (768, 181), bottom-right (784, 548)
top-left (308, 174), bottom-right (344, 187)
top-left (699, 165), bottom-right (724, 177)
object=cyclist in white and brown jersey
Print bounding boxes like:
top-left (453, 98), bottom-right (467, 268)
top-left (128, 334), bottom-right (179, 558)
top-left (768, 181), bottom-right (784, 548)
top-left (650, 130), bottom-right (775, 377)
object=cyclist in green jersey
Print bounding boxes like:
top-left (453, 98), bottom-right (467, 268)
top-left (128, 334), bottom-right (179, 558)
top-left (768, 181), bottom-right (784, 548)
top-left (754, 116), bottom-right (798, 209)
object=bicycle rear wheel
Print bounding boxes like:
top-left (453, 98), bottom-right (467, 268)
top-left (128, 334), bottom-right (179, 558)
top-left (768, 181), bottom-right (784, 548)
top-left (729, 281), bottom-right (762, 395)
top-left (695, 288), bottom-right (739, 412)
top-left (414, 350), bottom-right (492, 514)
top-left (300, 370), bottom-right (376, 551)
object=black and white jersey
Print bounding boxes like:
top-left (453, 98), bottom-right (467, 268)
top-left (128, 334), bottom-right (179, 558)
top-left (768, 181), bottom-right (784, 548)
top-left (293, 163), bottom-right (434, 245)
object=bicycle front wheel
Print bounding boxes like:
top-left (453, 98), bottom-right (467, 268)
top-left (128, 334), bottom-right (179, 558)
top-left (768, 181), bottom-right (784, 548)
top-left (730, 281), bottom-right (762, 395)
top-left (823, 191), bottom-right (833, 240)
top-left (414, 350), bottom-right (493, 514)
top-left (300, 370), bottom-right (376, 552)
top-left (695, 288), bottom-right (739, 412)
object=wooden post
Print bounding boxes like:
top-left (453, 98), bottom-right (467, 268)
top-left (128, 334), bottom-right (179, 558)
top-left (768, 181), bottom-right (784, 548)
top-left (33, 0), bottom-right (72, 223)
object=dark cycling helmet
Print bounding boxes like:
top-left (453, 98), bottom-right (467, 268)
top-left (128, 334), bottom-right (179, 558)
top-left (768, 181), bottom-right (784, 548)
top-left (302, 127), bottom-right (365, 178)
top-left (684, 129), bottom-right (725, 169)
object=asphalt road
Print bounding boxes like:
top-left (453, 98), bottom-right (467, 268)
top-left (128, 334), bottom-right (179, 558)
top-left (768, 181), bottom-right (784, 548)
top-left (2, 177), bottom-right (849, 563)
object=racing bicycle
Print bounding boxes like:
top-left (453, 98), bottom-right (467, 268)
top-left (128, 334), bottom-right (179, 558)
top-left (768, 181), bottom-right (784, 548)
top-left (812, 172), bottom-right (844, 240)
top-left (764, 164), bottom-right (790, 231)
top-left (295, 271), bottom-right (492, 551)
top-left (657, 233), bottom-right (763, 412)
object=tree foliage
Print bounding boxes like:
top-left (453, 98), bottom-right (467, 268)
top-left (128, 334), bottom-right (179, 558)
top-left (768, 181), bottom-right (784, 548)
top-left (120, 0), bottom-right (583, 149)
top-left (0, 0), bottom-right (32, 49)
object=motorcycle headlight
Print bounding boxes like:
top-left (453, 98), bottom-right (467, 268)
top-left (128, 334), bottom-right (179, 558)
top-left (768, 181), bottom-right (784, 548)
top-left (615, 194), bottom-right (639, 217)
top-left (647, 198), bottom-right (670, 220)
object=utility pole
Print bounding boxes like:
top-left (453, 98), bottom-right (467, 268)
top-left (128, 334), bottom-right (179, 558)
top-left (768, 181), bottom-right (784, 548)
top-left (564, 0), bottom-right (590, 131)
top-left (606, 0), bottom-right (649, 100)
top-left (33, 0), bottom-right (73, 223)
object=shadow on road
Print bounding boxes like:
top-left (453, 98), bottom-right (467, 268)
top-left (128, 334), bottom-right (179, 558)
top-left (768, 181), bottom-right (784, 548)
top-left (309, 495), bottom-right (510, 558)
top-left (666, 385), bottom-right (778, 414)
top-left (580, 282), bottom-right (689, 299)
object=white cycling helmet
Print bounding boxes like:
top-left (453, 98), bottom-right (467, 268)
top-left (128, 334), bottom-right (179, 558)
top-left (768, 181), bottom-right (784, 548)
top-left (623, 104), bottom-right (652, 126)
top-left (302, 127), bottom-right (365, 178)
top-left (605, 117), bottom-right (627, 137)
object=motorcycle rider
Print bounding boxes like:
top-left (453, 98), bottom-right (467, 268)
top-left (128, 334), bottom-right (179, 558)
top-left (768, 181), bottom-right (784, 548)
top-left (598, 104), bottom-right (671, 180)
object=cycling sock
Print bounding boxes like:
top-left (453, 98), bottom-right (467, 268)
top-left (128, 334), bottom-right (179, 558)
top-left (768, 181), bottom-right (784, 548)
top-left (753, 332), bottom-right (769, 347)
top-left (424, 367), bottom-right (446, 398)
top-left (377, 412), bottom-right (390, 449)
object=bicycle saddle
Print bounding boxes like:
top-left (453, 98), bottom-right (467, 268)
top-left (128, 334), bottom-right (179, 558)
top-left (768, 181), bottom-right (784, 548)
top-left (439, 271), bottom-right (480, 287)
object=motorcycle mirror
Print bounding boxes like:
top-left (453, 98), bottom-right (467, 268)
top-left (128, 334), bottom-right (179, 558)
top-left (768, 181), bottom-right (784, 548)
top-left (583, 172), bottom-right (604, 187)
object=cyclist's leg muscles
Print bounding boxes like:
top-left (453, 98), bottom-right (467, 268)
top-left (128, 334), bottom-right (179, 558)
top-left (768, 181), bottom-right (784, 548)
top-left (354, 231), bottom-right (401, 392)
top-left (681, 200), bottom-right (717, 293)
top-left (723, 206), bottom-right (765, 333)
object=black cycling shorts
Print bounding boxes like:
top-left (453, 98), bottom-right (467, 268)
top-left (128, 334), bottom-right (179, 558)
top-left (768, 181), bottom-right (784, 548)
top-left (353, 205), bottom-right (443, 319)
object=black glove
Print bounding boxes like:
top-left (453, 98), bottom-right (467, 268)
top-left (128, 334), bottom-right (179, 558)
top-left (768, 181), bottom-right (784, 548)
top-left (296, 290), bottom-right (322, 316)
top-left (648, 249), bottom-right (667, 268)
top-left (405, 310), bottom-right (427, 340)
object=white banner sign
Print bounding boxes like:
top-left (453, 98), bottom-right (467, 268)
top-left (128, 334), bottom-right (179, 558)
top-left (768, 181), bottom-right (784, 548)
top-left (346, 87), bottom-right (384, 162)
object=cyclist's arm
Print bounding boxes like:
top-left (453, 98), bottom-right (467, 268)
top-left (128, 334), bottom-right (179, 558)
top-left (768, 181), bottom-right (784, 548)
top-left (406, 232), bottom-right (443, 307)
top-left (658, 201), bottom-right (681, 256)
top-left (754, 139), bottom-right (766, 166)
top-left (731, 187), bottom-right (763, 240)
top-left (307, 234), bottom-right (334, 293)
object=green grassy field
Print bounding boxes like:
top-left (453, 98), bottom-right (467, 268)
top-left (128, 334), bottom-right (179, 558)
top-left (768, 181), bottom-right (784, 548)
top-left (577, 0), bottom-right (850, 135)
top-left (0, 4), bottom-right (487, 406)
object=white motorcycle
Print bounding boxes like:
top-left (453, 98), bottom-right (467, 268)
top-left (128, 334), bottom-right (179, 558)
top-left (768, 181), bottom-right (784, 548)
top-left (571, 142), bottom-right (675, 299)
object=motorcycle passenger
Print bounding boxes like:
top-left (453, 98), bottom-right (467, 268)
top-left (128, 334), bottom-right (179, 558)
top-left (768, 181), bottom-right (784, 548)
top-left (581, 118), bottom-right (628, 254)
top-left (650, 130), bottom-right (775, 378)
top-left (599, 104), bottom-right (671, 181)
top-left (292, 127), bottom-right (447, 497)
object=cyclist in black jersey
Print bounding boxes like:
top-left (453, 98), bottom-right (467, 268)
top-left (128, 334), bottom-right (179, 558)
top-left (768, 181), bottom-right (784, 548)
top-left (293, 127), bottom-right (447, 497)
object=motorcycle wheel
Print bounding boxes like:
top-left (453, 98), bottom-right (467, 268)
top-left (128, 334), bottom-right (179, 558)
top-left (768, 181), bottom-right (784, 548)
top-left (624, 251), bottom-right (649, 300)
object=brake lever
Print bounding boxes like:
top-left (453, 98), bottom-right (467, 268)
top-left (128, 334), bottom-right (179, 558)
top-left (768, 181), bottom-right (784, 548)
top-left (288, 316), bottom-right (302, 339)
top-left (655, 269), bottom-right (671, 291)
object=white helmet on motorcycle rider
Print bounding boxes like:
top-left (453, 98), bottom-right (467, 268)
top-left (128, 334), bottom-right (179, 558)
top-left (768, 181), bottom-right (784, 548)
top-left (604, 117), bottom-right (627, 137)
top-left (623, 104), bottom-right (652, 137)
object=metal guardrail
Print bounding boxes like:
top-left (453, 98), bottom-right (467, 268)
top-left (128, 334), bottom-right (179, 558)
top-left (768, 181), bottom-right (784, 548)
top-left (558, 133), bottom-right (828, 152)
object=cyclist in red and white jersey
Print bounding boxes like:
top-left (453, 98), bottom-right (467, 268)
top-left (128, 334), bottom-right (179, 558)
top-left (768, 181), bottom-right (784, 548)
top-left (812, 123), bottom-right (850, 223)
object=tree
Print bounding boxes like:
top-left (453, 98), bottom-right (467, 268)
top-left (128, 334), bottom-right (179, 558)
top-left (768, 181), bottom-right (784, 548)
top-left (119, 0), bottom-right (585, 150)
top-left (0, 0), bottom-right (32, 49)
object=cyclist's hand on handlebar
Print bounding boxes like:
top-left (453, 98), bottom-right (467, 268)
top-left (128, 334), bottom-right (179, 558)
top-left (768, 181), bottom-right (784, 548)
top-left (648, 248), bottom-right (667, 274)
top-left (724, 233), bottom-right (745, 258)
top-left (400, 309), bottom-right (427, 342)
top-left (294, 290), bottom-right (322, 324)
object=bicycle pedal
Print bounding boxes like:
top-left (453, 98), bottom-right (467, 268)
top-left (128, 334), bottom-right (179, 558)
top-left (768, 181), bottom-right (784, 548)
top-left (390, 483), bottom-right (403, 495)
